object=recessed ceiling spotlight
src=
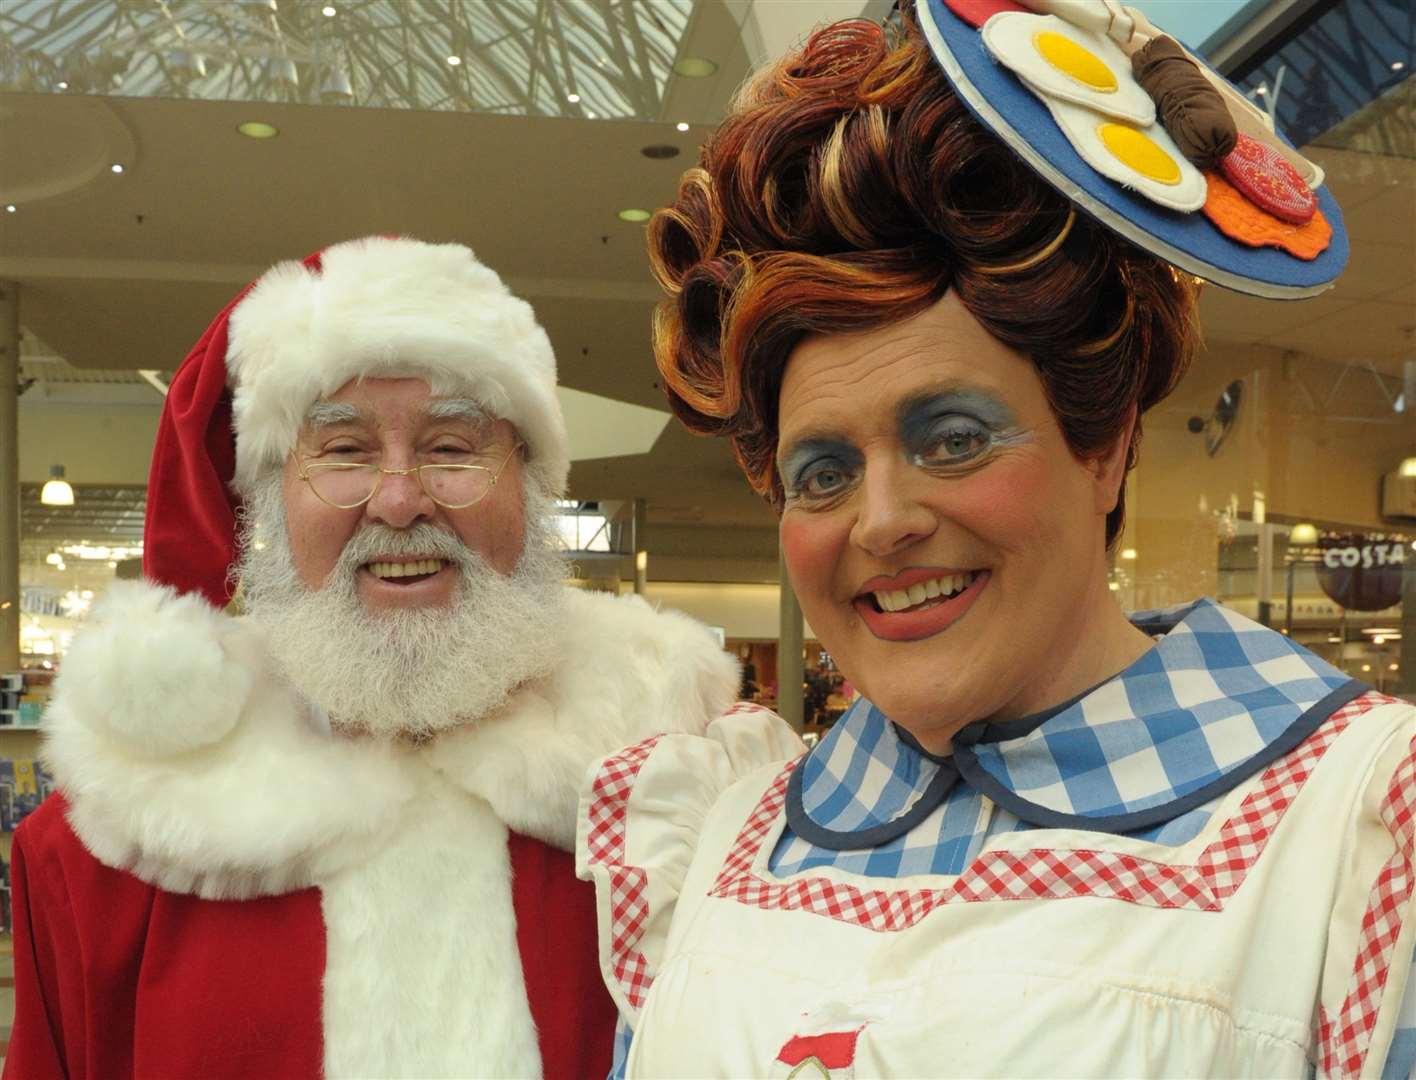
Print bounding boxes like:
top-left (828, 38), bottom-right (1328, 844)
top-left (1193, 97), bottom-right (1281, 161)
top-left (673, 56), bottom-right (718, 78)
top-left (675, 121), bottom-right (689, 132)
top-left (447, 55), bottom-right (462, 66)
top-left (618, 208), bottom-right (651, 223)
top-left (56, 80), bottom-right (68, 90)
top-left (322, 4), bottom-right (336, 14)
top-left (237, 120), bottom-right (279, 139)
top-left (585, 111), bottom-right (596, 119)
top-left (4, 204), bottom-right (15, 213)
top-left (1254, 84), bottom-right (1268, 96)
top-left (567, 92), bottom-right (581, 103)
top-left (111, 163), bottom-right (125, 173)
top-left (1394, 60), bottom-right (1407, 71)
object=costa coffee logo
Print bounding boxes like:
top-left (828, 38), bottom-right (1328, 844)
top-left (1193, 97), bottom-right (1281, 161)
top-left (1317, 537), bottom-right (1407, 612)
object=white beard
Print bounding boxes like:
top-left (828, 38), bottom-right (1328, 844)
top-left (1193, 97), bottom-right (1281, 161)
top-left (235, 476), bottom-right (567, 739)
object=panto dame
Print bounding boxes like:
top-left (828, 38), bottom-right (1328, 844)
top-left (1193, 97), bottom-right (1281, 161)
top-left (5, 238), bottom-right (738, 1078)
top-left (577, 2), bottom-right (1416, 1077)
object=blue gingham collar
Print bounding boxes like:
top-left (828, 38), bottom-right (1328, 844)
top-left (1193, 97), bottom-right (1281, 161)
top-left (786, 599), bottom-right (1366, 849)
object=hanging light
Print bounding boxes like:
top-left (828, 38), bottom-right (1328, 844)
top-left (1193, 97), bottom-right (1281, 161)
top-left (267, 56), bottom-right (300, 87)
top-left (167, 49), bottom-right (207, 81)
top-left (319, 67), bottom-right (353, 102)
top-left (41, 465), bottom-right (74, 506)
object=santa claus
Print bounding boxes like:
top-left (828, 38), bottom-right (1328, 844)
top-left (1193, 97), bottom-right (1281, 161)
top-left (4, 237), bottom-right (738, 1078)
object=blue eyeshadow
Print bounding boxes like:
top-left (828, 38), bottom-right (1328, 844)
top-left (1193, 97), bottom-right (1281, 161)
top-left (898, 390), bottom-right (1019, 448)
top-left (780, 438), bottom-right (863, 488)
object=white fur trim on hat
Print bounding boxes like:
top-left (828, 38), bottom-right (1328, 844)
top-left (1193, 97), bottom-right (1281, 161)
top-left (226, 236), bottom-right (569, 496)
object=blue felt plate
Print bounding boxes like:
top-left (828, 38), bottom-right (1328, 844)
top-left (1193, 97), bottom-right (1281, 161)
top-left (917, 0), bottom-right (1348, 298)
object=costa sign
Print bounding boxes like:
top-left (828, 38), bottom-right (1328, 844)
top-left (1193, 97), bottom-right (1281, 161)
top-left (1317, 537), bottom-right (1407, 612)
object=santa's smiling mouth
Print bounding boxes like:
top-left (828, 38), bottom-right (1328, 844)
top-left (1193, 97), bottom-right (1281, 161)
top-left (363, 558), bottom-right (450, 585)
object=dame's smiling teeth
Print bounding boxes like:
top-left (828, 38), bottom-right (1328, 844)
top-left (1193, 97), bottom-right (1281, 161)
top-left (367, 559), bottom-right (447, 580)
top-left (872, 571), bottom-right (977, 613)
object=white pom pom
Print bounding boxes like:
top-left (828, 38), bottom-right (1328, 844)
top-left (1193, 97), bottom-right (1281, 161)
top-left (57, 581), bottom-right (255, 757)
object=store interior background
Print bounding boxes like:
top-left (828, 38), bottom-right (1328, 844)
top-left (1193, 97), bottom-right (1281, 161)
top-left (0, 0), bottom-right (1413, 796)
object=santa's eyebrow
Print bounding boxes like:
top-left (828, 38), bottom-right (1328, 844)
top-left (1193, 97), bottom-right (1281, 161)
top-left (426, 398), bottom-right (489, 423)
top-left (303, 402), bottom-right (361, 428)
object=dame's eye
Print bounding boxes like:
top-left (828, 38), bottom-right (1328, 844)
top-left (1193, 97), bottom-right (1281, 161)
top-left (918, 417), bottom-right (991, 465)
top-left (790, 458), bottom-right (856, 502)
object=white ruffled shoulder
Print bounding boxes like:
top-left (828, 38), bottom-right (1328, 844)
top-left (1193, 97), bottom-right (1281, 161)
top-left (575, 705), bottom-right (805, 1024)
top-left (43, 580), bottom-right (740, 896)
top-left (425, 587), bottom-right (742, 850)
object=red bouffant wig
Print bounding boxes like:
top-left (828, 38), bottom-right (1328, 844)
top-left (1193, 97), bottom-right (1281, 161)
top-left (648, 15), bottom-right (1198, 546)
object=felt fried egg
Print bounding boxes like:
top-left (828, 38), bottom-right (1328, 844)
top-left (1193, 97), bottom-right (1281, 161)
top-left (981, 10), bottom-right (1206, 212)
top-left (1044, 95), bottom-right (1207, 211)
top-left (982, 13), bottom-right (1154, 125)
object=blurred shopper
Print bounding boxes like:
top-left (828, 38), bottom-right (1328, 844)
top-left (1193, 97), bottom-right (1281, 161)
top-left (576, 5), bottom-right (1416, 1076)
top-left (5, 237), bottom-right (737, 1078)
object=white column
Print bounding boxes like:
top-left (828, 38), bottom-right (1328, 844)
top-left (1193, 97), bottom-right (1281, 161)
top-left (777, 544), bottom-right (804, 731)
top-left (0, 282), bottom-right (18, 669)
top-left (632, 497), bottom-right (648, 596)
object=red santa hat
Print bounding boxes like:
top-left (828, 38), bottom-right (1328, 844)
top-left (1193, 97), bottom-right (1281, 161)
top-left (143, 236), bottom-right (569, 609)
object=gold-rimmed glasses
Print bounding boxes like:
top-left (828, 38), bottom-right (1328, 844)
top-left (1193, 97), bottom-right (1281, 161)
top-left (298, 443), bottom-right (523, 510)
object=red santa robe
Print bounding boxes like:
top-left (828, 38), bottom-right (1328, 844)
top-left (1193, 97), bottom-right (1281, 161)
top-left (4, 581), bottom-right (737, 1079)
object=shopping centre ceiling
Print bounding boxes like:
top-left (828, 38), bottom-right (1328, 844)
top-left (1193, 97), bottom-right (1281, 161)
top-left (0, 0), bottom-right (751, 124)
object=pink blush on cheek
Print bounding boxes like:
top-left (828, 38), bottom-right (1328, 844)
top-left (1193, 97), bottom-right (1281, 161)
top-left (779, 513), bottom-right (844, 595)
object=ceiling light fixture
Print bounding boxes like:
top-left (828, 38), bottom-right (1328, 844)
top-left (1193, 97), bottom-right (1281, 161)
top-left (1399, 456), bottom-right (1416, 478)
top-left (41, 465), bottom-right (75, 507)
top-left (1394, 61), bottom-right (1407, 71)
top-left (237, 120), bottom-right (279, 139)
top-left (1362, 664), bottom-right (1373, 672)
top-left (673, 57), bottom-right (718, 78)
top-left (45, 552), bottom-right (62, 567)
top-left (446, 55), bottom-right (462, 66)
top-left (4, 205), bottom-right (15, 213)
top-left (617, 208), bottom-right (651, 223)
top-left (322, 4), bottom-right (337, 14)
top-left (57, 80), bottom-right (68, 90)
top-left (567, 92), bottom-right (581, 103)
top-left (1289, 522), bottom-right (1319, 545)
top-left (1120, 548), bottom-right (1137, 560)
top-left (676, 121), bottom-right (690, 132)
top-left (110, 163), bottom-right (125, 174)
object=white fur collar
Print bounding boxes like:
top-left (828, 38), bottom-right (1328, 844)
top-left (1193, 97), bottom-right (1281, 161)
top-left (44, 580), bottom-right (737, 899)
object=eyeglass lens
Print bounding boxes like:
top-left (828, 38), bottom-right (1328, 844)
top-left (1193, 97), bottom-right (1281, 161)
top-left (307, 464), bottom-right (494, 508)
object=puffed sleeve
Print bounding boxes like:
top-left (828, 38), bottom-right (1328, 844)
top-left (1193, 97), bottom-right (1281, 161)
top-left (575, 704), bottom-right (804, 1027)
top-left (1313, 698), bottom-right (1416, 1079)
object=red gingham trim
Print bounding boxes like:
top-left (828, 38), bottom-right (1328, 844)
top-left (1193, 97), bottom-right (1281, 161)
top-left (584, 734), bottom-right (665, 1009)
top-left (583, 703), bottom-right (781, 1010)
top-left (712, 692), bottom-right (1396, 934)
top-left (1316, 723), bottom-right (1416, 1078)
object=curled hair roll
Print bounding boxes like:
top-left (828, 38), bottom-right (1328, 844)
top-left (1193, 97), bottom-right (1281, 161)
top-left (649, 15), bottom-right (1198, 545)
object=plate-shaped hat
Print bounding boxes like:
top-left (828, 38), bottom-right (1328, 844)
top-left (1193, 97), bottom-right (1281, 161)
top-left (917, 0), bottom-right (1348, 298)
